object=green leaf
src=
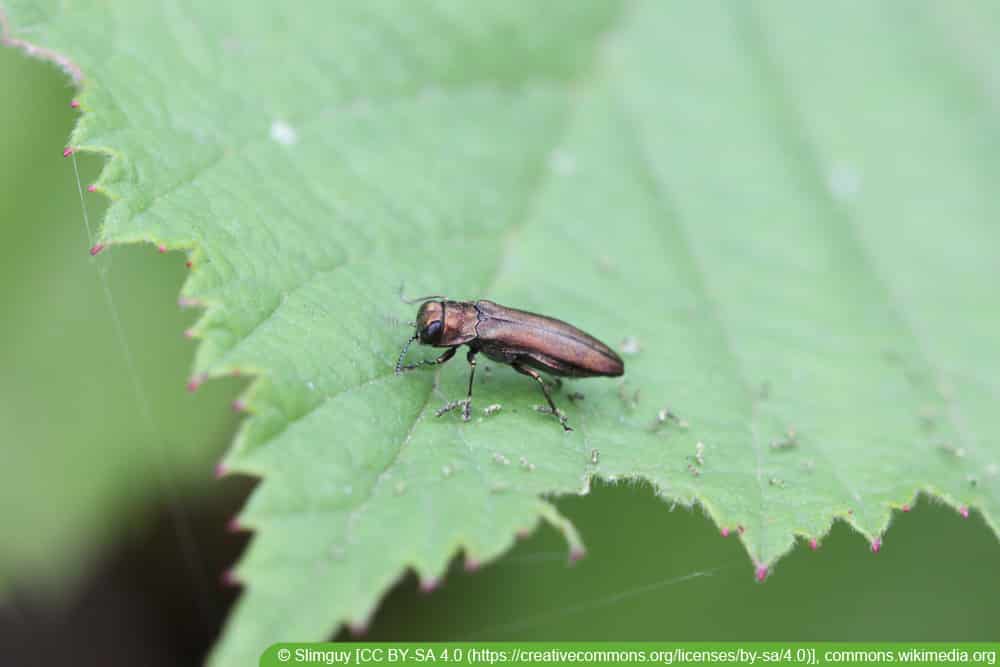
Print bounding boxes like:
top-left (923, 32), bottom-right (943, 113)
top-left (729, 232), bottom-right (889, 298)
top-left (5, 0), bottom-right (998, 664)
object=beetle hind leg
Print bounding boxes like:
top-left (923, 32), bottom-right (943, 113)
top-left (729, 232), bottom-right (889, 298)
top-left (512, 364), bottom-right (572, 432)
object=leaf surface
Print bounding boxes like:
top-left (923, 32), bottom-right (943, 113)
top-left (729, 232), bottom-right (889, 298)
top-left (4, 1), bottom-right (998, 664)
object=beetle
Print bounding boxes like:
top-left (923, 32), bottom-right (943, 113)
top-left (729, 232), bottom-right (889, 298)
top-left (395, 298), bottom-right (624, 430)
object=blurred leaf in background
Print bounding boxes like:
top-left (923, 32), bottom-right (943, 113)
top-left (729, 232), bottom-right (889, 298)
top-left (0, 45), bottom-right (241, 596)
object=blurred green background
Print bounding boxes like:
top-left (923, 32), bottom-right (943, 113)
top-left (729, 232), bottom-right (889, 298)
top-left (1, 32), bottom-right (998, 665)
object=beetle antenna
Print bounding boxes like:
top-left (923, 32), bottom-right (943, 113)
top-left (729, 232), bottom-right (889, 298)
top-left (400, 293), bottom-right (448, 305)
top-left (395, 334), bottom-right (419, 375)
top-left (398, 283), bottom-right (447, 305)
top-left (383, 315), bottom-right (417, 329)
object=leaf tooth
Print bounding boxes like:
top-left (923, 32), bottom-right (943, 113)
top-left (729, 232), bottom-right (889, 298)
top-left (536, 500), bottom-right (585, 564)
top-left (186, 373), bottom-right (207, 392)
top-left (418, 576), bottom-right (440, 594)
top-left (220, 569), bottom-right (241, 588)
top-left (347, 621), bottom-right (369, 638)
top-left (463, 554), bottom-right (481, 573)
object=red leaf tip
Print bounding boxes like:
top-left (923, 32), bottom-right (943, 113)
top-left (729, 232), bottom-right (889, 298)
top-left (755, 565), bottom-right (768, 582)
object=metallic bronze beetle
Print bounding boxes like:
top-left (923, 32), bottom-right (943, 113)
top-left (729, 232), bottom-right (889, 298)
top-left (396, 299), bottom-right (624, 430)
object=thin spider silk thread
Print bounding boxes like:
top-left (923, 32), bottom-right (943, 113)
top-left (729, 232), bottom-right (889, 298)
top-left (71, 151), bottom-right (216, 629)
top-left (461, 559), bottom-right (740, 639)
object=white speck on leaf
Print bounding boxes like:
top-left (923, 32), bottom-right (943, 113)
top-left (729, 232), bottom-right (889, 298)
top-left (828, 162), bottom-right (861, 200)
top-left (548, 149), bottom-right (576, 176)
top-left (270, 119), bottom-right (298, 146)
top-left (621, 336), bottom-right (641, 355)
top-left (419, 85), bottom-right (442, 102)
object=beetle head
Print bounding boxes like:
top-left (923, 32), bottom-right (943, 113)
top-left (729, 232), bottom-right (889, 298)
top-left (415, 300), bottom-right (445, 345)
top-left (396, 299), bottom-right (479, 375)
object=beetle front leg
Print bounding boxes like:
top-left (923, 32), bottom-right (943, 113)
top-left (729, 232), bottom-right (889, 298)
top-left (462, 349), bottom-right (478, 421)
top-left (435, 350), bottom-right (478, 422)
top-left (397, 346), bottom-right (456, 373)
top-left (512, 364), bottom-right (572, 431)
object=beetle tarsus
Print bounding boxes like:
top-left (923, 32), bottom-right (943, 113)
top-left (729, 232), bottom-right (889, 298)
top-left (434, 400), bottom-right (462, 417)
top-left (435, 398), bottom-right (471, 419)
top-left (534, 405), bottom-right (573, 431)
top-left (515, 364), bottom-right (572, 431)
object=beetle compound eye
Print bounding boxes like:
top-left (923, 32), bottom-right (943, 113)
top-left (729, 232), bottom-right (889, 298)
top-left (421, 320), bottom-right (443, 344)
